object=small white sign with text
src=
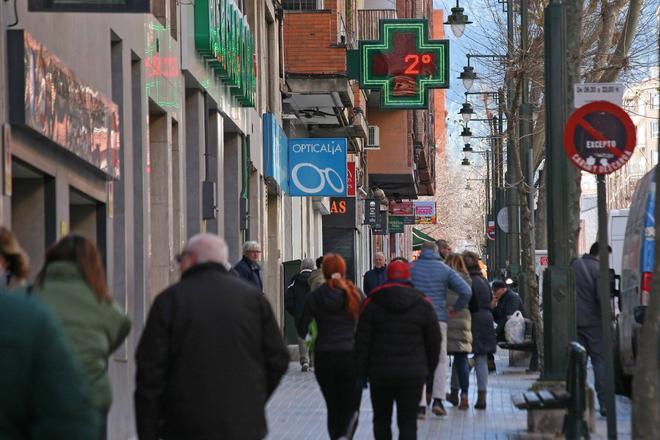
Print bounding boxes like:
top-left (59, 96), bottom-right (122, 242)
top-left (574, 83), bottom-right (624, 108)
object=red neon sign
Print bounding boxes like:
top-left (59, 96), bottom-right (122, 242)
top-left (145, 55), bottom-right (179, 79)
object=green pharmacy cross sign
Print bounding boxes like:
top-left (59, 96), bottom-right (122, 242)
top-left (194, 0), bottom-right (256, 107)
top-left (349, 19), bottom-right (449, 109)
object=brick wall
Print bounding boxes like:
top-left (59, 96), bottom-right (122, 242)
top-left (284, 2), bottom-right (347, 75)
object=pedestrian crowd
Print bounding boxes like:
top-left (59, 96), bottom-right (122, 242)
top-left (5, 224), bottom-right (614, 439)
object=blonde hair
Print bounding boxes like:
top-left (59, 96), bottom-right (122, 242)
top-left (445, 253), bottom-right (469, 277)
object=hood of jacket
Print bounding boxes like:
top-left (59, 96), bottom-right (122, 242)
top-left (369, 282), bottom-right (425, 313)
top-left (312, 284), bottom-right (347, 313)
top-left (296, 270), bottom-right (312, 283)
top-left (418, 249), bottom-right (442, 261)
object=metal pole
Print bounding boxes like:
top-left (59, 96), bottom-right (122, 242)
top-left (542, 0), bottom-right (576, 381)
top-left (506, 0), bottom-right (521, 279)
top-left (596, 174), bottom-right (617, 438)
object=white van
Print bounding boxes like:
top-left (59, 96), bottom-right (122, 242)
top-left (616, 166), bottom-right (655, 394)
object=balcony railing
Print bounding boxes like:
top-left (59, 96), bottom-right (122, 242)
top-left (357, 9), bottom-right (397, 41)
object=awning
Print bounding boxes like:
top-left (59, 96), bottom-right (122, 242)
top-left (412, 228), bottom-right (436, 250)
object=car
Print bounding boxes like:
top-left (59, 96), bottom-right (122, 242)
top-left (615, 165), bottom-right (655, 396)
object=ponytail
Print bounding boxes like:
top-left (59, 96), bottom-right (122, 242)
top-left (321, 253), bottom-right (362, 319)
top-left (327, 277), bottom-right (362, 319)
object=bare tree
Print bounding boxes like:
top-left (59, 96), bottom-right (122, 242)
top-left (456, 0), bottom-right (650, 370)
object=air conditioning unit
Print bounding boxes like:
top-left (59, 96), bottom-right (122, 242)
top-left (366, 125), bottom-right (380, 149)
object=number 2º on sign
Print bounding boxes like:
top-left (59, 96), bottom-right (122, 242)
top-left (404, 54), bottom-right (432, 75)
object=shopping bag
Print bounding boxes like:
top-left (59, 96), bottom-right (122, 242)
top-left (504, 311), bottom-right (526, 344)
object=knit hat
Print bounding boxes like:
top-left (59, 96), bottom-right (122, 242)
top-left (387, 260), bottom-right (410, 280)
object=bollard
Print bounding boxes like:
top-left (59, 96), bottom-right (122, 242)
top-left (564, 341), bottom-right (590, 439)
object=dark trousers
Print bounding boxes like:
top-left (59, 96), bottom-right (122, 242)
top-left (314, 351), bottom-right (361, 440)
top-left (98, 411), bottom-right (107, 440)
top-left (578, 326), bottom-right (605, 408)
top-left (370, 378), bottom-right (424, 440)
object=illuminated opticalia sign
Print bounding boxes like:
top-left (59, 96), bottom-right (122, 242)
top-left (350, 19), bottom-right (449, 109)
top-left (195, 0), bottom-right (256, 107)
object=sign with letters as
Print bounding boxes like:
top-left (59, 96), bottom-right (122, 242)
top-left (288, 138), bottom-right (347, 197)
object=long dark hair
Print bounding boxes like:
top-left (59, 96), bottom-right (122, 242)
top-left (322, 253), bottom-right (362, 319)
top-left (36, 235), bottom-right (110, 301)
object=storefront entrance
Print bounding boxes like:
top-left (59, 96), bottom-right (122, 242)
top-left (69, 187), bottom-right (106, 260)
top-left (11, 159), bottom-right (56, 276)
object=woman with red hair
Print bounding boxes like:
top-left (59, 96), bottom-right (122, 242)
top-left (297, 253), bottom-right (363, 440)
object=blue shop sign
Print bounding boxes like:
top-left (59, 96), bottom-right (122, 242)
top-left (262, 113), bottom-right (288, 192)
top-left (288, 138), bottom-right (347, 197)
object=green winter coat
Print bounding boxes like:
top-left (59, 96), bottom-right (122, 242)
top-left (446, 274), bottom-right (473, 354)
top-left (35, 262), bottom-right (131, 412)
top-left (0, 293), bottom-right (98, 439)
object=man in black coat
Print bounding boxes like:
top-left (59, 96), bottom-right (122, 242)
top-left (571, 242), bottom-right (609, 416)
top-left (135, 234), bottom-right (289, 440)
top-left (363, 251), bottom-right (386, 295)
top-left (285, 257), bottom-right (315, 371)
top-left (491, 280), bottom-right (524, 342)
top-left (356, 260), bottom-right (441, 440)
top-left (233, 241), bottom-right (264, 291)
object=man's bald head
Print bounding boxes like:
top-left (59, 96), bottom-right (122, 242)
top-left (179, 233), bottom-right (229, 273)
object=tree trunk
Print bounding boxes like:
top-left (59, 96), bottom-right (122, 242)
top-left (632, 163), bottom-right (660, 438)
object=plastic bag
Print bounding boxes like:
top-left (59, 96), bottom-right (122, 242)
top-left (504, 311), bottom-right (526, 344)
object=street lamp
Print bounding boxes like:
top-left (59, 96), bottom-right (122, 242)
top-left (460, 125), bottom-right (473, 144)
top-left (462, 143), bottom-right (473, 153)
top-left (458, 66), bottom-right (478, 91)
top-left (461, 156), bottom-right (471, 166)
top-left (444, 0), bottom-right (473, 38)
top-left (459, 101), bottom-right (475, 123)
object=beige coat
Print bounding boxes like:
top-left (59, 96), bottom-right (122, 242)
top-left (446, 274), bottom-right (472, 354)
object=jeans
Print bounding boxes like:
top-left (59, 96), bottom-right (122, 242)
top-left (420, 321), bottom-right (447, 404)
top-left (370, 378), bottom-right (424, 440)
top-left (450, 354), bottom-right (470, 393)
top-left (314, 351), bottom-right (362, 440)
top-left (298, 337), bottom-right (309, 366)
top-left (578, 326), bottom-right (605, 409)
top-left (474, 354), bottom-right (489, 391)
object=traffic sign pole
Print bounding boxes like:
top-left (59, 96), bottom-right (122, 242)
top-left (597, 174), bottom-right (617, 438)
top-left (564, 98), bottom-right (635, 439)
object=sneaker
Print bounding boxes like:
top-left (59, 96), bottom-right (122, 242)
top-left (301, 362), bottom-right (309, 372)
top-left (417, 406), bottom-right (426, 419)
top-left (431, 399), bottom-right (447, 416)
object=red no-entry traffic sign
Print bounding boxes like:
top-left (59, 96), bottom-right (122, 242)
top-left (564, 101), bottom-right (636, 175)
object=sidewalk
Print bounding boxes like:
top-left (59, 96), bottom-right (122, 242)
top-left (266, 351), bottom-right (631, 439)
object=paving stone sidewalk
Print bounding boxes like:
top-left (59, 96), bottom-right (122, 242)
top-left (266, 351), bottom-right (631, 439)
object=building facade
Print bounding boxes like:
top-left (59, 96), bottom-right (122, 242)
top-left (607, 71), bottom-right (659, 209)
top-left (0, 1), bottom-right (444, 438)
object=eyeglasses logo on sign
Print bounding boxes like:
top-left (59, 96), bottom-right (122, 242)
top-left (287, 138), bottom-right (347, 197)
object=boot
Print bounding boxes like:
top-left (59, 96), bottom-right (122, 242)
top-left (459, 393), bottom-right (469, 410)
top-left (474, 391), bottom-right (487, 410)
top-left (445, 388), bottom-right (459, 407)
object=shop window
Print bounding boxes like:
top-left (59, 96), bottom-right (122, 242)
top-left (69, 187), bottom-right (105, 256)
top-left (282, 0), bottom-right (321, 10)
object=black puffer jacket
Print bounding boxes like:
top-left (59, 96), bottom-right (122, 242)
top-left (297, 284), bottom-right (358, 353)
top-left (284, 270), bottom-right (312, 324)
top-left (355, 281), bottom-right (441, 381)
top-left (468, 268), bottom-right (497, 355)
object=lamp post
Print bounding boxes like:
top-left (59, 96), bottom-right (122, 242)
top-left (444, 0), bottom-right (473, 38)
top-left (542, 0), bottom-right (576, 384)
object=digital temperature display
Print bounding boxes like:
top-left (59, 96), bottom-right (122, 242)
top-left (357, 19), bottom-right (449, 109)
